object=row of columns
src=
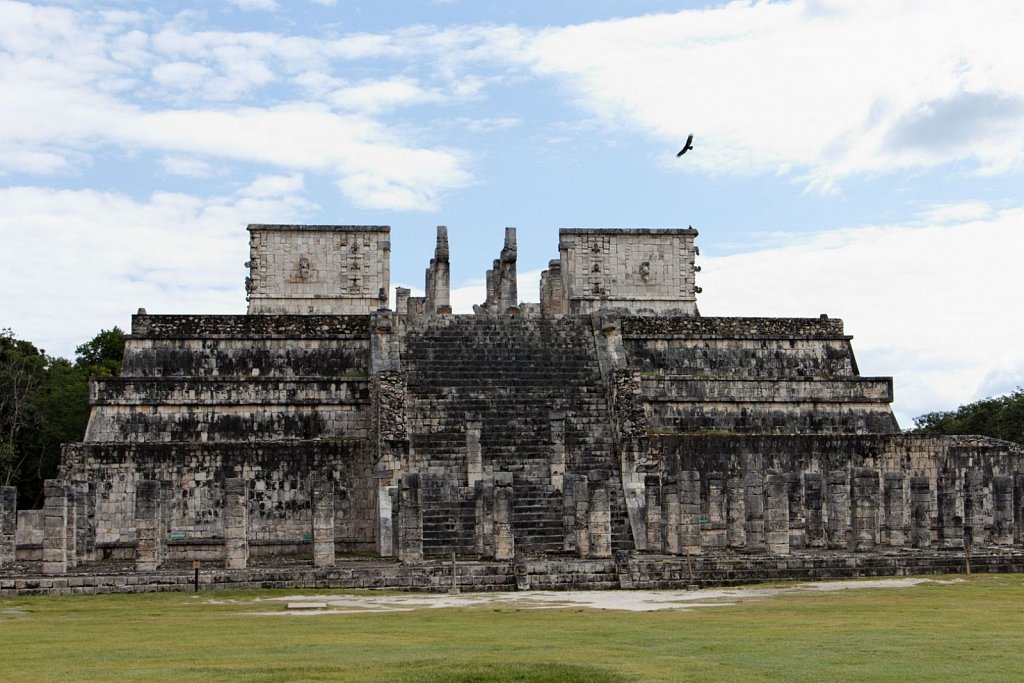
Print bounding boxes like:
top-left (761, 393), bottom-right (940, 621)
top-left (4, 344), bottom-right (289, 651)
top-left (645, 468), bottom-right (1023, 557)
top-left (29, 476), bottom-right (339, 575)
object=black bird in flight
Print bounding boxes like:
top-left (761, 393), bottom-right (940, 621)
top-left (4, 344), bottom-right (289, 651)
top-left (677, 134), bottom-right (694, 157)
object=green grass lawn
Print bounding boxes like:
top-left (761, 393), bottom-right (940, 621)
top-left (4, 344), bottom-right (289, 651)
top-left (3, 575), bottom-right (1023, 682)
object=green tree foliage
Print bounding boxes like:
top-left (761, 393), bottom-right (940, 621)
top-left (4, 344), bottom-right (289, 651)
top-left (912, 388), bottom-right (1024, 445)
top-left (0, 327), bottom-right (124, 507)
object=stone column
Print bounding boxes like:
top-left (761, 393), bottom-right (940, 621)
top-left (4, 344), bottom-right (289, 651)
top-left (787, 472), bottom-right (805, 549)
top-left (158, 480), bottom-right (172, 567)
top-left (726, 475), bottom-right (746, 549)
top-left (744, 471), bottom-right (765, 552)
top-left (662, 476), bottom-right (681, 555)
top-left (42, 479), bottom-right (67, 576)
top-left (910, 476), bottom-right (932, 548)
top-left (573, 475), bottom-right (589, 557)
top-left (826, 469), bottom-right (850, 549)
top-left (0, 486), bottom-right (16, 566)
top-left (963, 470), bottom-right (986, 547)
top-left (65, 485), bottom-right (78, 569)
top-left (851, 468), bottom-right (879, 552)
top-left (494, 473), bottom-right (515, 561)
top-left (397, 472), bottom-right (423, 563)
top-left (883, 473), bottom-right (906, 547)
top-left (475, 479), bottom-right (496, 558)
top-left (588, 476), bottom-right (612, 559)
top-left (1015, 474), bottom-right (1024, 546)
top-left (466, 420), bottom-right (483, 488)
top-left (938, 472), bottom-right (964, 550)
top-left (135, 479), bottom-right (163, 572)
top-left (223, 477), bottom-right (249, 570)
top-left (804, 472), bottom-right (824, 548)
top-left (644, 476), bottom-right (663, 552)
top-left (548, 412), bottom-right (565, 491)
top-left (704, 472), bottom-right (727, 548)
top-left (679, 470), bottom-right (702, 555)
top-left (312, 475), bottom-right (335, 568)
top-left (992, 475), bottom-right (1014, 545)
top-left (765, 472), bottom-right (790, 556)
top-left (378, 483), bottom-right (396, 558)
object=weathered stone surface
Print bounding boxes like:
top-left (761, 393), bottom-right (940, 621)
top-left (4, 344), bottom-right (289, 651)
top-left (0, 487), bottom-right (16, 566)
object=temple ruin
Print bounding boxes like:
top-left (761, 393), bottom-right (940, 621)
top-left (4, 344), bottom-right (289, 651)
top-left (3, 223), bottom-right (1024, 594)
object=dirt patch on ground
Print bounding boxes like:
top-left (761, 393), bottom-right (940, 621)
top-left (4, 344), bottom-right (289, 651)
top-left (242, 577), bottom-right (963, 616)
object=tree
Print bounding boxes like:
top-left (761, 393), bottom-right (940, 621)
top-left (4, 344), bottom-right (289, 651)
top-left (912, 388), bottom-right (1024, 445)
top-left (0, 329), bottom-right (47, 487)
top-left (75, 326), bottom-right (126, 376)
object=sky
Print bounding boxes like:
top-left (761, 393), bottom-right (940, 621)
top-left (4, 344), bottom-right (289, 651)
top-left (1, 0), bottom-right (1022, 428)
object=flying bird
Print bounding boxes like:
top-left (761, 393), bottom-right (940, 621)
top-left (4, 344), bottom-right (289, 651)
top-left (676, 134), bottom-right (694, 157)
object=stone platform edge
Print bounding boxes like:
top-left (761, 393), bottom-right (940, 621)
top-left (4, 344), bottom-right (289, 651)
top-left (4, 551), bottom-right (1024, 597)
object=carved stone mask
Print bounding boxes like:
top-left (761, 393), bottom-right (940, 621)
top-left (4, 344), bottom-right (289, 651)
top-left (299, 255), bottom-right (310, 279)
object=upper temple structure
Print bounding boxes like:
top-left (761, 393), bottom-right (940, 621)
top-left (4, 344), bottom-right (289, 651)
top-left (4, 223), bottom-right (1023, 594)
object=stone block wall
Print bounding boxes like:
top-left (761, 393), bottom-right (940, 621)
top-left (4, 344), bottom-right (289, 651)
top-left (546, 228), bottom-right (699, 316)
top-left (246, 225), bottom-right (390, 314)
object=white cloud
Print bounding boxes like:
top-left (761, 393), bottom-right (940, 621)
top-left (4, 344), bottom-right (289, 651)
top-left (0, 185), bottom-right (314, 358)
top-left (161, 156), bottom-right (215, 178)
top-left (227, 0), bottom-right (278, 11)
top-left (698, 206), bottom-right (1024, 427)
top-left (517, 0), bottom-right (1024, 188)
top-left (239, 173), bottom-right (304, 198)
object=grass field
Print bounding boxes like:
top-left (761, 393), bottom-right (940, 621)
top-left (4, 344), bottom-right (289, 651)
top-left (3, 575), bottom-right (1024, 682)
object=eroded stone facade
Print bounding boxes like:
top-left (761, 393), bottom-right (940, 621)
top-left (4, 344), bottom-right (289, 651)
top-left (6, 224), bottom-right (1023, 591)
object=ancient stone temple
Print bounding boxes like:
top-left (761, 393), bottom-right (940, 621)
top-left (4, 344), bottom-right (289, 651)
top-left (4, 223), bottom-right (1024, 594)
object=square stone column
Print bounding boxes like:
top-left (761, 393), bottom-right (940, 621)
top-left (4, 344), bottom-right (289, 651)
top-left (397, 472), bottom-right (423, 564)
top-left (938, 472), bottom-right (964, 549)
top-left (0, 486), bottom-right (16, 566)
top-left (726, 475), bottom-right (746, 549)
top-left (312, 475), bottom-right (336, 568)
top-left (565, 474), bottom-right (590, 557)
top-left (910, 476), bottom-right (932, 548)
top-left (588, 477), bottom-right (612, 559)
top-left (42, 479), bottom-right (67, 575)
top-left (494, 473), bottom-right (515, 561)
top-left (705, 472), bottom-right (727, 548)
top-left (662, 477), bottom-right (681, 555)
top-left (135, 479), bottom-right (163, 572)
top-left (883, 473), bottom-right (906, 547)
top-left (963, 470), bottom-right (986, 547)
top-left (679, 470), bottom-right (702, 555)
top-left (992, 475), bottom-right (1014, 545)
top-left (765, 472), bottom-right (790, 556)
top-left (826, 470), bottom-right (850, 549)
top-left (744, 472), bottom-right (765, 553)
top-left (644, 476), bottom-right (663, 552)
top-left (786, 472), bottom-right (805, 549)
top-left (803, 473), bottom-right (824, 548)
top-left (851, 468), bottom-right (879, 552)
top-left (223, 478), bottom-right (249, 570)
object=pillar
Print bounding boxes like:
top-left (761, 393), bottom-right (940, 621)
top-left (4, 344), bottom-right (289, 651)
top-left (787, 471), bottom-right (805, 549)
top-left (851, 467), bottom-right (879, 552)
top-left (223, 477), bottom-right (249, 570)
top-left (938, 472), bottom-right (963, 549)
top-left (726, 475), bottom-right (746, 549)
top-left (826, 469), bottom-right (849, 549)
top-left (765, 472), bottom-right (790, 556)
top-left (963, 470), bottom-right (986, 547)
top-left (475, 479), bottom-right (496, 558)
top-left (705, 472), bottom-right (727, 548)
top-left (744, 471), bottom-right (765, 552)
top-left (992, 475), bottom-right (1014, 545)
top-left (883, 472), bottom-right (906, 547)
top-left (466, 420), bottom-right (483, 488)
top-left (397, 472), bottom-right (423, 563)
top-left (804, 472), bottom-right (824, 548)
top-left (494, 473), bottom-right (515, 561)
top-left (678, 470), bottom-right (702, 555)
top-left (568, 474), bottom-right (590, 557)
top-left (644, 476), bottom-right (663, 552)
top-left (42, 479), bottom-right (67, 575)
top-left (0, 486), bottom-right (16, 566)
top-left (662, 476), bottom-right (681, 555)
top-left (1015, 474), bottom-right (1024, 546)
top-left (548, 412), bottom-right (565, 491)
top-left (135, 479), bottom-right (163, 572)
top-left (588, 475), bottom-right (612, 559)
top-left (312, 475), bottom-right (335, 568)
top-left (910, 476), bottom-right (932, 548)
top-left (64, 484), bottom-right (77, 569)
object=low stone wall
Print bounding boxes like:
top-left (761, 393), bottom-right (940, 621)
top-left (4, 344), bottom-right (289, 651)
top-left (3, 550), bottom-right (1024, 596)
